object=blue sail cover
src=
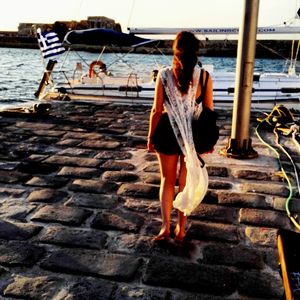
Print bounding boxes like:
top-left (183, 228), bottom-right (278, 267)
top-left (64, 28), bottom-right (154, 47)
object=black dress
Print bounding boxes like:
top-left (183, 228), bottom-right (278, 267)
top-left (152, 69), bottom-right (209, 155)
top-left (152, 111), bottom-right (183, 155)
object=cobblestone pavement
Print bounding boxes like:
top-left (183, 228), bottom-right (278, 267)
top-left (0, 100), bottom-right (298, 299)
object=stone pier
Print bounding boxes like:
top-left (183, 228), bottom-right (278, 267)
top-left (0, 100), bottom-right (298, 299)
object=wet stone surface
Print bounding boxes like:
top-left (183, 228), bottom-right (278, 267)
top-left (27, 188), bottom-right (68, 203)
top-left (37, 226), bottom-right (108, 249)
top-left (3, 275), bottom-right (64, 299)
top-left (0, 100), bottom-right (298, 299)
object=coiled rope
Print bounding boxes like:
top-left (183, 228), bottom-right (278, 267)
top-left (255, 106), bottom-right (300, 231)
top-left (274, 128), bottom-right (300, 230)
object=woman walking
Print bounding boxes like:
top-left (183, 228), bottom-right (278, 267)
top-left (147, 31), bottom-right (214, 242)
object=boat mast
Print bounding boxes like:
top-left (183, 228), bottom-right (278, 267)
top-left (221, 0), bottom-right (259, 159)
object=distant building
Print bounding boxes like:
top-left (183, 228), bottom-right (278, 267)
top-left (87, 16), bottom-right (121, 32)
top-left (18, 23), bottom-right (50, 36)
top-left (0, 31), bottom-right (17, 37)
top-left (16, 16), bottom-right (122, 38)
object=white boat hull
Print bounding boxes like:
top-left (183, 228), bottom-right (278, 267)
top-left (41, 70), bottom-right (300, 109)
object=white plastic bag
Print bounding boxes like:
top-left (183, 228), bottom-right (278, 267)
top-left (173, 144), bottom-right (208, 216)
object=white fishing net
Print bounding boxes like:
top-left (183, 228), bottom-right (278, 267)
top-left (160, 66), bottom-right (208, 216)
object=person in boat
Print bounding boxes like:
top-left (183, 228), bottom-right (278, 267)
top-left (147, 31), bottom-right (214, 242)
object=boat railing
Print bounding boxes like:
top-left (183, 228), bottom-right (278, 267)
top-left (117, 72), bottom-right (141, 97)
top-left (90, 72), bottom-right (105, 96)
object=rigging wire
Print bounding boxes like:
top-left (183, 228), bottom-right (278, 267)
top-left (288, 39), bottom-right (300, 74)
top-left (127, 0), bottom-right (136, 30)
top-left (256, 41), bottom-right (290, 60)
top-left (291, 40), bottom-right (295, 64)
top-left (289, 40), bottom-right (295, 74)
top-left (256, 39), bottom-right (300, 73)
top-left (76, 0), bottom-right (85, 29)
top-left (294, 40), bottom-right (300, 66)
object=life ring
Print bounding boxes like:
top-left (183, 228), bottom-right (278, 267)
top-left (89, 60), bottom-right (106, 78)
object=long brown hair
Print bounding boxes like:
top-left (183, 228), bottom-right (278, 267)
top-left (172, 31), bottom-right (199, 94)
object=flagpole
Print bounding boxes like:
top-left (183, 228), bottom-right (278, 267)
top-left (33, 26), bottom-right (47, 68)
top-left (221, 0), bottom-right (259, 159)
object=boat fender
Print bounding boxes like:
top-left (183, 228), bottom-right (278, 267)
top-left (89, 60), bottom-right (106, 78)
top-left (57, 87), bottom-right (67, 93)
top-left (32, 103), bottom-right (52, 114)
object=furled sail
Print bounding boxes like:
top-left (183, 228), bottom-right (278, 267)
top-left (64, 28), bottom-right (156, 47)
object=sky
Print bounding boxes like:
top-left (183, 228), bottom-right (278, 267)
top-left (0, 0), bottom-right (299, 36)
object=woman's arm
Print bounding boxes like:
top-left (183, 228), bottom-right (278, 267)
top-left (203, 72), bottom-right (214, 110)
top-left (147, 71), bottom-right (164, 152)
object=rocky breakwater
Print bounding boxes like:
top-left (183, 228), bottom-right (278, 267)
top-left (0, 100), bottom-right (298, 299)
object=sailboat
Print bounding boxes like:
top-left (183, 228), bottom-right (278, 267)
top-left (35, 15), bottom-right (300, 107)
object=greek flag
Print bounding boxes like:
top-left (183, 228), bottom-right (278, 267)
top-left (37, 28), bottom-right (65, 59)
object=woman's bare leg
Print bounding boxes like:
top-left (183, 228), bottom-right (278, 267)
top-left (155, 153), bottom-right (179, 240)
top-left (175, 155), bottom-right (187, 241)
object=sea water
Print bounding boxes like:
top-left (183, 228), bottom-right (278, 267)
top-left (0, 47), bottom-right (292, 110)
